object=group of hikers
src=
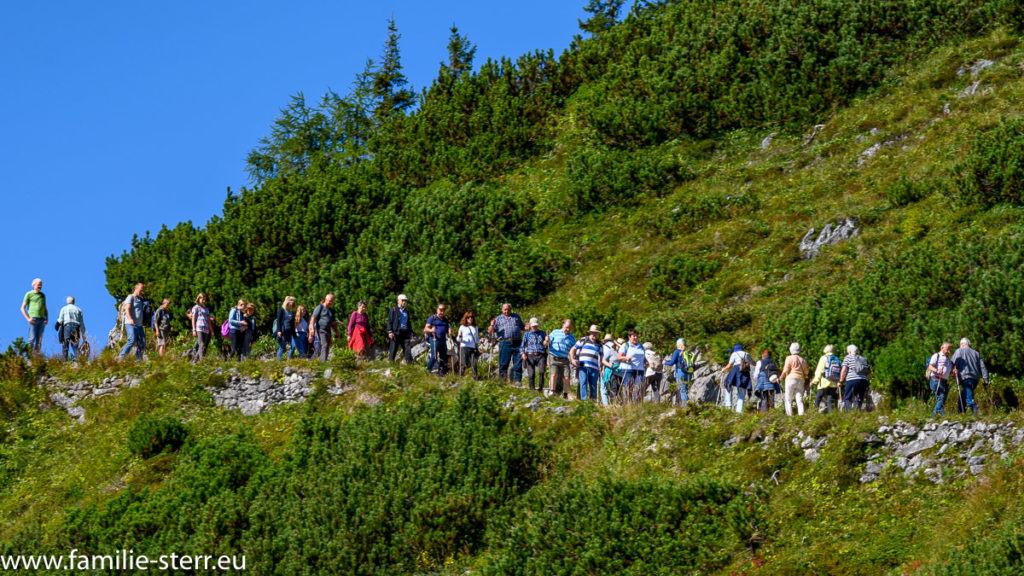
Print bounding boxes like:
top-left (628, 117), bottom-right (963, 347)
top-left (20, 279), bottom-right (992, 415)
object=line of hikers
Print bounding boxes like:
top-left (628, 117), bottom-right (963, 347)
top-left (20, 280), bottom-right (991, 414)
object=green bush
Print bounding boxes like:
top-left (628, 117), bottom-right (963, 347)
top-left (481, 475), bottom-right (760, 576)
top-left (58, 389), bottom-right (542, 576)
top-left (886, 177), bottom-right (937, 207)
top-left (126, 415), bottom-right (189, 459)
top-left (956, 118), bottom-right (1024, 207)
top-left (647, 252), bottom-right (722, 299)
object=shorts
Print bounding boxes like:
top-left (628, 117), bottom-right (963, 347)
top-left (549, 354), bottom-right (570, 380)
top-left (157, 333), bottom-right (171, 347)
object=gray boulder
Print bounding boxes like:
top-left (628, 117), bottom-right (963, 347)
top-left (799, 218), bottom-right (860, 259)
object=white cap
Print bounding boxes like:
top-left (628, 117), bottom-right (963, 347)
top-left (790, 342), bottom-right (801, 354)
top-left (529, 317), bottom-right (539, 327)
top-left (397, 294), bottom-right (407, 301)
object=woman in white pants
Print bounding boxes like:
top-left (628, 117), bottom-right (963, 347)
top-left (779, 342), bottom-right (810, 416)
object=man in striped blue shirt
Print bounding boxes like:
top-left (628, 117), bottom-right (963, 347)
top-left (570, 324), bottom-right (603, 401)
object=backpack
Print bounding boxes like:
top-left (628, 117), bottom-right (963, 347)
top-left (649, 352), bottom-right (664, 372)
top-left (141, 300), bottom-right (154, 329)
top-left (739, 352), bottom-right (752, 374)
top-left (823, 355), bottom-right (842, 381)
top-left (220, 318), bottom-right (231, 337)
top-left (925, 353), bottom-right (941, 379)
top-left (761, 357), bottom-right (780, 379)
top-left (852, 355), bottom-right (871, 377)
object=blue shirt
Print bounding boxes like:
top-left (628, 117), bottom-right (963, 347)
top-left (620, 342), bottom-right (646, 371)
top-left (522, 330), bottom-right (547, 354)
top-left (426, 314), bottom-right (450, 340)
top-left (574, 338), bottom-right (602, 370)
top-left (493, 313), bottom-right (525, 339)
top-left (548, 329), bottom-right (575, 358)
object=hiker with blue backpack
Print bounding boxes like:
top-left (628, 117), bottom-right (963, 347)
top-left (752, 349), bottom-right (780, 413)
top-left (951, 338), bottom-right (989, 415)
top-left (926, 342), bottom-right (953, 416)
top-left (720, 344), bottom-right (754, 413)
top-left (839, 344), bottom-right (871, 411)
top-left (811, 344), bottom-right (843, 413)
top-left (665, 338), bottom-right (695, 407)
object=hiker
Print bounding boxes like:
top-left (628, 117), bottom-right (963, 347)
top-left (779, 342), bottom-right (810, 416)
top-left (457, 311), bottom-right (481, 378)
top-left (295, 305), bottom-right (310, 358)
top-left (926, 342), bottom-right (953, 416)
top-left (643, 342), bottom-right (664, 403)
top-left (347, 300), bottom-right (372, 358)
top-left (951, 338), bottom-right (989, 415)
top-left (310, 294), bottom-right (339, 362)
top-left (424, 304), bottom-right (451, 375)
top-left (118, 283), bottom-right (147, 361)
top-left (56, 296), bottom-right (85, 361)
top-left (489, 303), bottom-right (525, 384)
top-left (20, 278), bottom-right (48, 354)
top-left (617, 331), bottom-right (647, 405)
top-left (242, 303), bottom-right (256, 360)
top-left (752, 349), bottom-right (780, 413)
top-left (570, 325), bottom-right (603, 401)
top-left (600, 334), bottom-right (619, 406)
top-left (839, 344), bottom-right (871, 411)
top-left (189, 293), bottom-right (212, 363)
top-left (545, 319), bottom-right (575, 398)
top-left (811, 344), bottom-right (842, 413)
top-left (227, 299), bottom-right (248, 360)
top-left (521, 318), bottom-right (548, 391)
top-left (276, 296), bottom-right (298, 360)
top-left (153, 298), bottom-right (173, 356)
top-left (720, 344), bottom-right (754, 413)
top-left (665, 338), bottom-right (695, 407)
top-left (387, 294), bottom-right (415, 364)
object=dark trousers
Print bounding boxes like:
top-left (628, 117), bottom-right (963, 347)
top-left (815, 388), bottom-right (839, 413)
top-left (230, 330), bottom-right (244, 360)
top-left (428, 337), bottom-right (449, 375)
top-left (755, 389), bottom-right (775, 413)
top-left (460, 346), bottom-right (480, 378)
top-left (523, 353), bottom-right (546, 390)
top-left (843, 379), bottom-right (870, 411)
top-left (645, 373), bottom-right (663, 403)
top-left (498, 339), bottom-right (523, 382)
top-left (61, 323), bottom-right (81, 361)
top-left (389, 330), bottom-right (413, 363)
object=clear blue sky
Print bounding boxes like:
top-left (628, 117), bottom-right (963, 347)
top-left (1, 1), bottom-right (585, 355)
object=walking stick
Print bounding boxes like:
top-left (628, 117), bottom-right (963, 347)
top-left (953, 373), bottom-right (964, 414)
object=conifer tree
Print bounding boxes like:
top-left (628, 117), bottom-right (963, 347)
top-left (579, 0), bottom-right (624, 35)
top-left (372, 15), bottom-right (415, 123)
top-left (443, 24), bottom-right (476, 77)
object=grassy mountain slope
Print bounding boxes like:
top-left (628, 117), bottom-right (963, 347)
top-left (1, 348), bottom-right (1024, 575)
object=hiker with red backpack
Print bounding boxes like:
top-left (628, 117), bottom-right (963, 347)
top-left (811, 344), bottom-right (842, 413)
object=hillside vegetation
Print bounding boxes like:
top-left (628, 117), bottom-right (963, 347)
top-left (16, 0), bottom-right (1020, 573)
top-left (105, 0), bottom-right (1024, 399)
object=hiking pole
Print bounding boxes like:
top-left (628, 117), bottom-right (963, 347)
top-left (953, 373), bottom-right (964, 414)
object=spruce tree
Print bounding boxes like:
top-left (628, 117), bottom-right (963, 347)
top-left (372, 15), bottom-right (415, 123)
top-left (443, 24), bottom-right (476, 77)
top-left (579, 0), bottom-right (624, 35)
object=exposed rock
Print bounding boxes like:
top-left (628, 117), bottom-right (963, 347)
top-left (803, 448), bottom-right (821, 463)
top-left (957, 59), bottom-right (995, 77)
top-left (799, 217), bottom-right (860, 259)
top-left (761, 132), bottom-right (777, 150)
top-left (802, 124), bottom-right (826, 146)
top-left (960, 80), bottom-right (981, 98)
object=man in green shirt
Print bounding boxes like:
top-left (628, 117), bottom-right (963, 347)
top-left (20, 278), bottom-right (48, 353)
